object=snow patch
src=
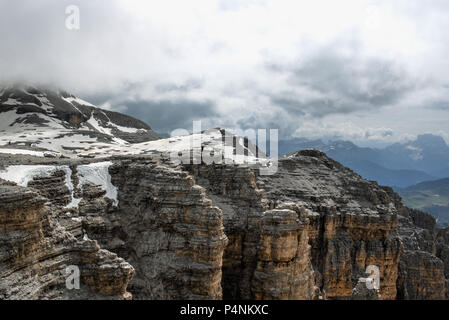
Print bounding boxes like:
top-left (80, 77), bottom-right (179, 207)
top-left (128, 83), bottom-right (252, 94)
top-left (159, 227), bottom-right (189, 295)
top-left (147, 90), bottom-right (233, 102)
top-left (0, 165), bottom-right (59, 187)
top-left (87, 113), bottom-right (113, 136)
top-left (77, 161), bottom-right (118, 206)
top-left (0, 164), bottom-right (82, 208)
top-left (0, 110), bottom-right (22, 129)
top-left (85, 112), bottom-right (129, 145)
top-left (61, 167), bottom-right (82, 209)
top-left (0, 149), bottom-right (45, 157)
top-left (111, 124), bottom-right (143, 133)
top-left (0, 162), bottom-right (118, 207)
top-left (62, 96), bottom-right (95, 108)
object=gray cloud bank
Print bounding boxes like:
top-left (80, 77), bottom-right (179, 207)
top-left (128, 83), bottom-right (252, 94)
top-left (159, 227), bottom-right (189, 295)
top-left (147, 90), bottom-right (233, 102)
top-left (1, 0), bottom-right (449, 144)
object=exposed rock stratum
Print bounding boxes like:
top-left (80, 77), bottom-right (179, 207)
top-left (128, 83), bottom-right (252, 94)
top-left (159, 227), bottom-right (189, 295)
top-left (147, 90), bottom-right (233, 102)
top-left (1, 86), bottom-right (448, 300)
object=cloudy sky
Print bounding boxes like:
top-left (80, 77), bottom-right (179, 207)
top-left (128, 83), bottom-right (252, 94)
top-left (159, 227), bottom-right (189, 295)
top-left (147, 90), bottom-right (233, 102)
top-left (1, 0), bottom-right (449, 146)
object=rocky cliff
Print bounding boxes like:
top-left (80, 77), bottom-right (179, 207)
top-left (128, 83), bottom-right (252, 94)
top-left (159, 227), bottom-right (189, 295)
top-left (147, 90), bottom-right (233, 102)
top-left (183, 163), bottom-right (316, 300)
top-left (383, 186), bottom-right (449, 299)
top-left (0, 179), bottom-right (134, 300)
top-left (256, 150), bottom-right (402, 299)
top-left (2, 148), bottom-right (448, 300)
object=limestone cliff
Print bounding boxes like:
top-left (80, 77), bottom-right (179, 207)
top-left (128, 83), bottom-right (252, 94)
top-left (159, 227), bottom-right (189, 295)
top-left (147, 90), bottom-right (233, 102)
top-left (384, 186), bottom-right (448, 299)
top-left (183, 164), bottom-right (315, 300)
top-left (1, 149), bottom-right (449, 300)
top-left (0, 179), bottom-right (134, 300)
top-left (257, 150), bottom-right (402, 299)
top-left (2, 157), bottom-right (228, 300)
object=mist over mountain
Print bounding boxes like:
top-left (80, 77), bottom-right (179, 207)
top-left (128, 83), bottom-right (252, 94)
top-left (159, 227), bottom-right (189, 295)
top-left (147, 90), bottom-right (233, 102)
top-left (279, 134), bottom-right (449, 188)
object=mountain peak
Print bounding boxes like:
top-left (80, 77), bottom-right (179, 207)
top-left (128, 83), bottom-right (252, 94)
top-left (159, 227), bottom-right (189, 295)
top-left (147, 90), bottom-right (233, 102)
top-left (415, 134), bottom-right (448, 148)
top-left (0, 84), bottom-right (160, 157)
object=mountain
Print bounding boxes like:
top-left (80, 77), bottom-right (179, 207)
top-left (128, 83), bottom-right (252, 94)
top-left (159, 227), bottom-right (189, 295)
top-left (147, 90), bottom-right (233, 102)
top-left (341, 159), bottom-right (435, 188)
top-left (433, 166), bottom-right (449, 178)
top-left (384, 134), bottom-right (449, 173)
top-left (0, 86), bottom-right (267, 163)
top-left (279, 138), bottom-right (437, 187)
top-left (2, 85), bottom-right (449, 301)
top-left (0, 85), bottom-right (160, 156)
top-left (397, 177), bottom-right (449, 227)
top-left (403, 177), bottom-right (449, 191)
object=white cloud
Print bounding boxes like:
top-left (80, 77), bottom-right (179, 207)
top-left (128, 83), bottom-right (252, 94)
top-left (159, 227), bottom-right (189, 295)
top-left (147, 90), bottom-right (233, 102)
top-left (292, 120), bottom-right (397, 144)
top-left (1, 0), bottom-right (449, 143)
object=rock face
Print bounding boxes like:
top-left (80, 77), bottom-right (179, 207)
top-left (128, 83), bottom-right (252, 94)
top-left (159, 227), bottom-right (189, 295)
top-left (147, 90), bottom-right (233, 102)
top-left (2, 137), bottom-right (449, 300)
top-left (105, 159), bottom-right (228, 299)
top-left (0, 179), bottom-right (134, 300)
top-left (6, 157), bottom-right (229, 300)
top-left (257, 150), bottom-right (402, 299)
top-left (384, 187), bottom-right (448, 299)
top-left (183, 164), bottom-right (315, 300)
top-left (351, 277), bottom-right (381, 300)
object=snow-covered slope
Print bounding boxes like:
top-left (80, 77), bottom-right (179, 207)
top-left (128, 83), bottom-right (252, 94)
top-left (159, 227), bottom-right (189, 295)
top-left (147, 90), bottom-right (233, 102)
top-left (0, 85), bottom-right (269, 168)
top-left (0, 85), bottom-right (160, 157)
top-left (76, 127), bottom-right (268, 165)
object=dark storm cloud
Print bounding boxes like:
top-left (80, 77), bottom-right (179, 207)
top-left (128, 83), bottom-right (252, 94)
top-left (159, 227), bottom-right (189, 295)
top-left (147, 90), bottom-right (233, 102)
top-left (235, 112), bottom-right (300, 138)
top-left (153, 79), bottom-right (205, 94)
top-left (115, 99), bottom-right (220, 136)
top-left (265, 41), bottom-right (414, 118)
top-left (425, 87), bottom-right (449, 111)
top-left (428, 102), bottom-right (449, 111)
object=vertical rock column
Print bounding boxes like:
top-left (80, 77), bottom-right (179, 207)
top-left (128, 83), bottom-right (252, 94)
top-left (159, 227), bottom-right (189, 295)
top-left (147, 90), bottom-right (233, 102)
top-left (0, 179), bottom-right (134, 300)
top-left (252, 207), bottom-right (315, 299)
top-left (108, 159), bottom-right (228, 299)
top-left (185, 164), bottom-right (316, 300)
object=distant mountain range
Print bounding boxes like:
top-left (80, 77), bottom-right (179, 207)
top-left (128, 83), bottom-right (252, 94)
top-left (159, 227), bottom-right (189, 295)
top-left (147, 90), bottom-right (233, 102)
top-left (397, 177), bottom-right (449, 227)
top-left (279, 134), bottom-right (449, 188)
